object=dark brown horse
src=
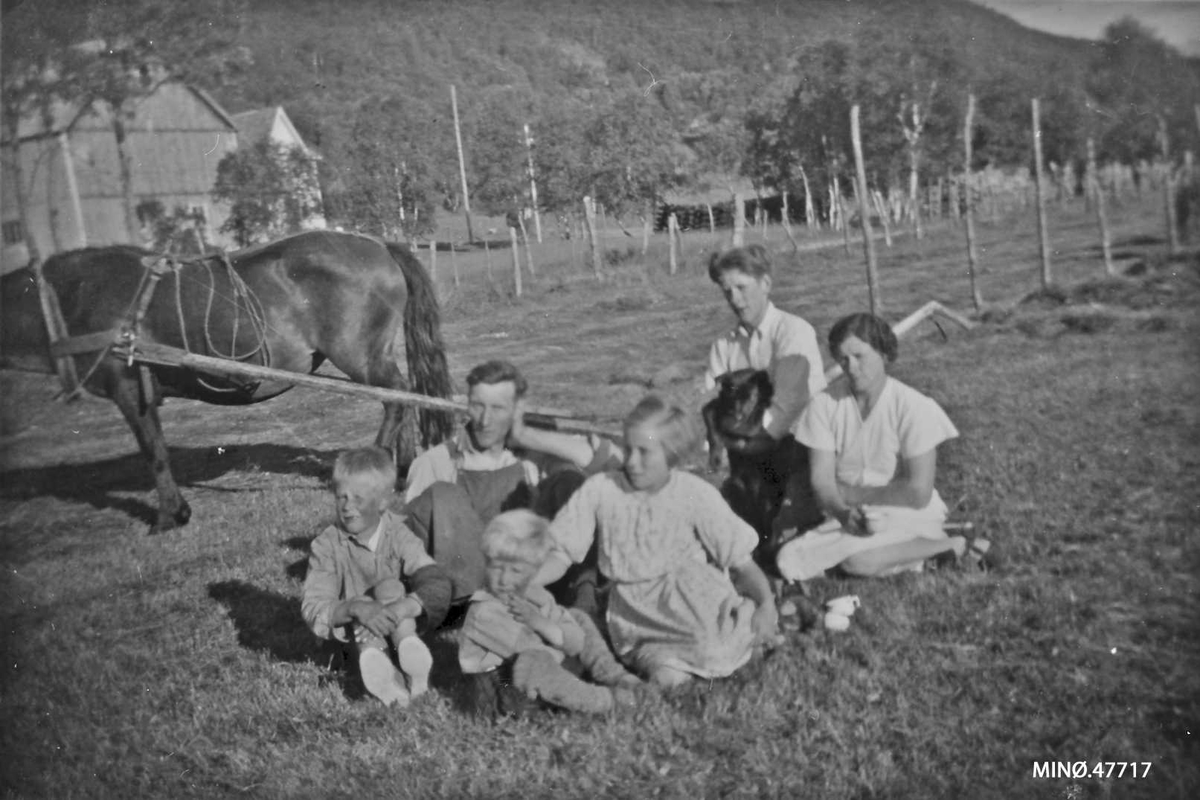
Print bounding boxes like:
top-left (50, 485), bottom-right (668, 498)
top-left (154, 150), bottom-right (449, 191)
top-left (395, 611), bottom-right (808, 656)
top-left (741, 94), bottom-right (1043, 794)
top-left (1, 230), bottom-right (454, 532)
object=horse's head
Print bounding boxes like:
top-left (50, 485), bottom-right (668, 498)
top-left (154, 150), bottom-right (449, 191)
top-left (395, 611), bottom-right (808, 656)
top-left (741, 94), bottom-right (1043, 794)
top-left (0, 267), bottom-right (52, 372)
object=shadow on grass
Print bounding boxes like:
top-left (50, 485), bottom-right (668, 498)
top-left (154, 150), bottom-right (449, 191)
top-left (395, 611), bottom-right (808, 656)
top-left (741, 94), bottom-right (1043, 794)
top-left (282, 535), bottom-right (316, 582)
top-left (207, 579), bottom-right (323, 666)
top-left (1, 442), bottom-right (337, 528)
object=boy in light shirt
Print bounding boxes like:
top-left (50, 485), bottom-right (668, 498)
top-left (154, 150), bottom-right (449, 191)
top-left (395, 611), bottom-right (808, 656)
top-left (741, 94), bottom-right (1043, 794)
top-left (302, 447), bottom-right (452, 707)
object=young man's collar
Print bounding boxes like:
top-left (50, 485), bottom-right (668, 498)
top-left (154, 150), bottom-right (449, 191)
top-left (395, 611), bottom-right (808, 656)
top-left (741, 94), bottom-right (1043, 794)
top-left (736, 302), bottom-right (780, 337)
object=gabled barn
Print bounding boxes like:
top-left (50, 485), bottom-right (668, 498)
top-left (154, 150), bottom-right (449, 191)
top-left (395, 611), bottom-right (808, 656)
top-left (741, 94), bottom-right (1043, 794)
top-left (0, 80), bottom-right (242, 271)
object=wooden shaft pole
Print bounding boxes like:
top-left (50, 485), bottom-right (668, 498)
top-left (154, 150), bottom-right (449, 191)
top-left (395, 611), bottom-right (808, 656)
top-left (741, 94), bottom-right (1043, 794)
top-left (121, 342), bottom-right (617, 436)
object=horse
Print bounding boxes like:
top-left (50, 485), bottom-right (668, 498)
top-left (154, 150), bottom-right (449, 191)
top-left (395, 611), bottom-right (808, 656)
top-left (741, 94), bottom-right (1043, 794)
top-left (702, 368), bottom-right (822, 565)
top-left (0, 230), bottom-right (455, 533)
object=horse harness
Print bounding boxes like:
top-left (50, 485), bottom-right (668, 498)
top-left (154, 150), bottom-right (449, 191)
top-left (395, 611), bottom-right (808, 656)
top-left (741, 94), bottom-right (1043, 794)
top-left (45, 252), bottom-right (270, 406)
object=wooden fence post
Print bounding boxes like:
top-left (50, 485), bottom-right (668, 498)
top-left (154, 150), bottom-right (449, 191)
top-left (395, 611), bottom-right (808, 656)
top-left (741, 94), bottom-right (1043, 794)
top-left (1087, 138), bottom-right (1115, 276)
top-left (450, 85), bottom-right (474, 243)
top-left (732, 193), bottom-right (746, 247)
top-left (800, 168), bottom-right (815, 229)
top-left (509, 226), bottom-right (523, 297)
top-left (668, 213), bottom-right (679, 275)
top-left (641, 201), bottom-right (652, 256)
top-left (871, 189), bottom-right (893, 248)
top-left (1032, 98), bottom-right (1052, 288)
top-left (851, 104), bottom-right (882, 315)
top-left (583, 196), bottom-right (602, 279)
top-left (781, 191), bottom-right (799, 253)
top-left (428, 240), bottom-right (438, 297)
top-left (963, 92), bottom-right (983, 310)
top-left (517, 213), bottom-right (536, 277)
top-left (450, 242), bottom-right (461, 287)
top-left (484, 239), bottom-right (494, 285)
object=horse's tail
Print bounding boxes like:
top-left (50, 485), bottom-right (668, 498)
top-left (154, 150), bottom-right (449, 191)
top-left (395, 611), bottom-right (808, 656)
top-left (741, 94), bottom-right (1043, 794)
top-left (384, 240), bottom-right (456, 446)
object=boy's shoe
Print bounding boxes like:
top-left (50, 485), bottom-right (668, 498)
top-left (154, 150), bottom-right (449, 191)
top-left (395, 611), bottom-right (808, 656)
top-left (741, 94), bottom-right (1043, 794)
top-left (359, 648), bottom-right (410, 708)
top-left (396, 636), bottom-right (434, 700)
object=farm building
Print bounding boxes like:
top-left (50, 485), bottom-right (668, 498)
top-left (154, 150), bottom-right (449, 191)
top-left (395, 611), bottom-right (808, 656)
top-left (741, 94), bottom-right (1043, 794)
top-left (0, 83), bottom-right (324, 273)
top-left (229, 105), bottom-right (327, 234)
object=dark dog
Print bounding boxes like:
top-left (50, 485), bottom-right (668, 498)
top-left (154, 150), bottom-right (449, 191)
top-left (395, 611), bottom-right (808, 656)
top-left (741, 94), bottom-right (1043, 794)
top-left (702, 369), bottom-right (822, 568)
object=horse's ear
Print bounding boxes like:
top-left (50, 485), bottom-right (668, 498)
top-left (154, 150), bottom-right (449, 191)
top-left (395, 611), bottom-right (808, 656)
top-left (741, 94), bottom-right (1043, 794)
top-left (141, 255), bottom-right (172, 273)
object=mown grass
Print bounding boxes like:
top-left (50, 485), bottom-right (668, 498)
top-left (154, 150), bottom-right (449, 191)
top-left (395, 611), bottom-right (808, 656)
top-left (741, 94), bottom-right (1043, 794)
top-left (1, 199), bottom-right (1198, 798)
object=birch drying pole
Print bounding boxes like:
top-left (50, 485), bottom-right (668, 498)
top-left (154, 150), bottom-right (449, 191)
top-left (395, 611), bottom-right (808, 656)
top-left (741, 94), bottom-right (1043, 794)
top-left (851, 104), bottom-right (881, 314)
top-left (450, 85), bottom-right (475, 243)
top-left (1086, 138), bottom-right (1114, 276)
top-left (523, 123), bottom-right (543, 243)
top-left (509, 226), bottom-right (523, 297)
top-left (732, 193), bottom-right (746, 246)
top-left (1031, 98), bottom-right (1052, 288)
top-left (963, 92), bottom-right (983, 310)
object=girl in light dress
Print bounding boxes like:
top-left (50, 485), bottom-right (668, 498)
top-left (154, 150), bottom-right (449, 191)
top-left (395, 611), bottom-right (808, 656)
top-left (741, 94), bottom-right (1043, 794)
top-left (535, 396), bottom-right (779, 688)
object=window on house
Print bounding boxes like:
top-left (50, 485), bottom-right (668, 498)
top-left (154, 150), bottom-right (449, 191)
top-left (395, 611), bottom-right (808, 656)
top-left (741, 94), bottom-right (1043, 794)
top-left (2, 220), bottom-right (23, 245)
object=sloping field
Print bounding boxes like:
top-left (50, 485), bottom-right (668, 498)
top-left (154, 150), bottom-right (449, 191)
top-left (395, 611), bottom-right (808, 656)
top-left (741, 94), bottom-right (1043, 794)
top-left (1, 200), bottom-right (1197, 798)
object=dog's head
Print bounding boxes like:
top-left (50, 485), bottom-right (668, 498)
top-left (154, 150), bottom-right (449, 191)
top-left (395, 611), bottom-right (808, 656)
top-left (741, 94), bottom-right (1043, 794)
top-left (715, 368), bottom-right (773, 439)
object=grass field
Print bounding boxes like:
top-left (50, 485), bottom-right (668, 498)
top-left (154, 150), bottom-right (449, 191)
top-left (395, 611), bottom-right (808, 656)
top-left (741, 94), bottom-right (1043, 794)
top-left (2, 198), bottom-right (1198, 798)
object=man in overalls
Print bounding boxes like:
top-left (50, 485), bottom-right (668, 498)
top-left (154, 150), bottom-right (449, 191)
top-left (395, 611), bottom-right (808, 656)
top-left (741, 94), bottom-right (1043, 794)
top-left (403, 360), bottom-right (617, 613)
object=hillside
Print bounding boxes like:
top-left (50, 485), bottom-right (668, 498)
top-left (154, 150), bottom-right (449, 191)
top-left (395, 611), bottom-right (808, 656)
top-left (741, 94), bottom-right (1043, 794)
top-left (200, 0), bottom-right (1096, 224)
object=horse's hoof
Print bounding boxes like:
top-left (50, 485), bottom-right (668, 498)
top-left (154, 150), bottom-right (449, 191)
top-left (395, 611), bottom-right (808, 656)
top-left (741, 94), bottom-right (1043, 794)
top-left (150, 502), bottom-right (192, 535)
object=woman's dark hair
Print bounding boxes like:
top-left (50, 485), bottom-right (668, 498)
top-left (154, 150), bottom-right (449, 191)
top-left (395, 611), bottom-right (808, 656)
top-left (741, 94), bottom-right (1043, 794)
top-left (707, 244), bottom-right (772, 283)
top-left (828, 313), bottom-right (898, 363)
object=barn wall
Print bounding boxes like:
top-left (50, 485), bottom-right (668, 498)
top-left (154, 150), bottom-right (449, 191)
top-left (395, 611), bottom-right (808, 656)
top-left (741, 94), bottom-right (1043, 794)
top-left (1, 135), bottom-right (88, 271)
top-left (50, 82), bottom-right (240, 249)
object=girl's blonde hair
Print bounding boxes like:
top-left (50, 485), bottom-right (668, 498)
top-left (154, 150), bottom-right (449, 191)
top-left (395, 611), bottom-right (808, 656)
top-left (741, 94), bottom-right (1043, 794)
top-left (332, 446), bottom-right (397, 491)
top-left (623, 395), bottom-right (698, 467)
top-left (481, 509), bottom-right (552, 566)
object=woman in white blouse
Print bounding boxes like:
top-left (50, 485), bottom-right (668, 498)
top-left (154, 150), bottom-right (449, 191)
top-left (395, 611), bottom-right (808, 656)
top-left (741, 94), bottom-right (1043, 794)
top-left (776, 313), bottom-right (993, 580)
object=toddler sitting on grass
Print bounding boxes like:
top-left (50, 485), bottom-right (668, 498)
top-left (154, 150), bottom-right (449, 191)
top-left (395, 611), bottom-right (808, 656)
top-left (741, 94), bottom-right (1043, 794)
top-left (459, 509), bottom-right (643, 714)
top-left (302, 447), bottom-right (452, 707)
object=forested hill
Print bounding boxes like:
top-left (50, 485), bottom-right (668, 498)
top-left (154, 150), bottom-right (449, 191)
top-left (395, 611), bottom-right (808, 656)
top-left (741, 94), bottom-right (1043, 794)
top-left (6, 0), bottom-right (1196, 238)
top-left (219, 0), bottom-right (1089, 144)
top-left (200, 0), bottom-right (1128, 228)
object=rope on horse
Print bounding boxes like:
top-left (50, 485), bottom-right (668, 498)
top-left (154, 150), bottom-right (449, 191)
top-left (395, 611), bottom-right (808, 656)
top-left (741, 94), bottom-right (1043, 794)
top-left (170, 253), bottom-right (272, 394)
